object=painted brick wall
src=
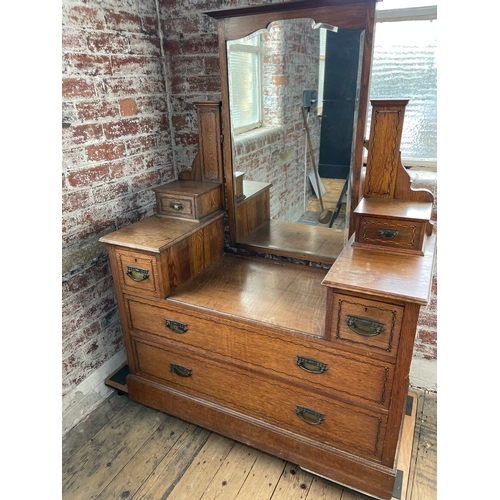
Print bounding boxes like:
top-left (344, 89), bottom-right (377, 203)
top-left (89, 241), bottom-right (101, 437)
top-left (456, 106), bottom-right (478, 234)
top-left (62, 0), bottom-right (438, 433)
top-left (62, 0), bottom-right (174, 432)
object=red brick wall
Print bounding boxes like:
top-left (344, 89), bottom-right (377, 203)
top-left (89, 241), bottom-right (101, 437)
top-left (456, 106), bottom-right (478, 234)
top-left (62, 0), bottom-right (174, 429)
top-left (62, 0), bottom-right (437, 431)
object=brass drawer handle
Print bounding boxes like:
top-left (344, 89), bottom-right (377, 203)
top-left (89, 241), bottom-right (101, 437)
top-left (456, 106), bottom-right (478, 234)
top-left (170, 201), bottom-right (183, 211)
top-left (346, 314), bottom-right (385, 337)
top-left (378, 228), bottom-right (398, 239)
top-left (170, 363), bottom-right (192, 377)
top-left (126, 266), bottom-right (149, 282)
top-left (164, 319), bottom-right (188, 334)
top-left (296, 405), bottom-right (325, 425)
top-left (296, 356), bottom-right (328, 374)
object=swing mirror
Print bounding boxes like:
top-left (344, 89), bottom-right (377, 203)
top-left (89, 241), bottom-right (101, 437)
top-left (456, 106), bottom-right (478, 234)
top-left (207, 1), bottom-right (377, 264)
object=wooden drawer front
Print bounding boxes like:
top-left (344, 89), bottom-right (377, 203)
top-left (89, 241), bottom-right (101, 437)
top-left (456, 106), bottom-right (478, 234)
top-left (157, 194), bottom-right (195, 219)
top-left (156, 188), bottom-right (221, 221)
top-left (116, 249), bottom-right (160, 296)
top-left (125, 297), bottom-right (394, 408)
top-left (356, 216), bottom-right (425, 253)
top-left (329, 294), bottom-right (403, 359)
top-left (132, 337), bottom-right (388, 462)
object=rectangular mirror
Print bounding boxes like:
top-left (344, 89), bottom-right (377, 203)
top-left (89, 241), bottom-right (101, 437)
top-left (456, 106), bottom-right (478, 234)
top-left (207, 0), bottom-right (377, 264)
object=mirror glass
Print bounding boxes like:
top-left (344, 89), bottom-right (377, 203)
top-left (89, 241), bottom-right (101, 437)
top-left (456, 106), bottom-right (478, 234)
top-left (227, 18), bottom-right (364, 263)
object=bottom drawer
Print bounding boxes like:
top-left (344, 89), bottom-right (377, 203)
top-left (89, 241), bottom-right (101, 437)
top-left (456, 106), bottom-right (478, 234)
top-left (131, 336), bottom-right (388, 462)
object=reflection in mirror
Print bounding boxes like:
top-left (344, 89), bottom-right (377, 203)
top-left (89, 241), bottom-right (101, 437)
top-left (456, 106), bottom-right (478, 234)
top-left (227, 18), bottom-right (364, 263)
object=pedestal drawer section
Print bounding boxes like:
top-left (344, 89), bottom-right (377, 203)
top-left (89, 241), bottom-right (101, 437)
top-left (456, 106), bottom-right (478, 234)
top-left (125, 296), bottom-right (394, 408)
top-left (115, 249), bottom-right (161, 296)
top-left (327, 293), bottom-right (403, 359)
top-left (131, 337), bottom-right (388, 462)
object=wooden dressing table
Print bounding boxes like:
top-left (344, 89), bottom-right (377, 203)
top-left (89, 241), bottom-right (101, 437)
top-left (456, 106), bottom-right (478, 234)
top-left (101, 2), bottom-right (436, 499)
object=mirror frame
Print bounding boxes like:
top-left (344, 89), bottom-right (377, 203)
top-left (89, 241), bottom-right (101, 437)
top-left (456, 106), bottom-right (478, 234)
top-left (206, 0), bottom-right (378, 254)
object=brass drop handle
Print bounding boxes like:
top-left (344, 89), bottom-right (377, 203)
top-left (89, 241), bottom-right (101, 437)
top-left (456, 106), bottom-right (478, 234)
top-left (296, 356), bottom-right (328, 374)
top-left (346, 314), bottom-right (385, 337)
top-left (126, 266), bottom-right (149, 282)
top-left (164, 319), bottom-right (188, 334)
top-left (170, 363), bottom-right (192, 377)
top-left (170, 201), bottom-right (183, 211)
top-left (378, 228), bottom-right (398, 239)
top-left (296, 405), bottom-right (325, 425)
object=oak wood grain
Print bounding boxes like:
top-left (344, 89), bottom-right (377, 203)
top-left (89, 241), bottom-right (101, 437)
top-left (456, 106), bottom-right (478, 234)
top-left (322, 233), bottom-right (436, 305)
top-left (237, 219), bottom-right (346, 264)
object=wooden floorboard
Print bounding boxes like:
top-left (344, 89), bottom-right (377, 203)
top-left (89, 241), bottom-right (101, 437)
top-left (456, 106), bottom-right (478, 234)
top-left (62, 387), bottom-right (436, 500)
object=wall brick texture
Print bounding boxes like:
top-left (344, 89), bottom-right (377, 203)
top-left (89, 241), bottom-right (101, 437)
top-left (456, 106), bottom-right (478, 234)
top-left (62, 0), bottom-right (438, 430)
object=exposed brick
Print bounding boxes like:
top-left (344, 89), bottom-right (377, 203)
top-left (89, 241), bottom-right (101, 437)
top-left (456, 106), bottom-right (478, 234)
top-left (62, 77), bottom-right (95, 98)
top-left (119, 98), bottom-right (137, 116)
top-left (128, 33), bottom-right (161, 56)
top-left (103, 118), bottom-right (140, 139)
top-left (109, 156), bottom-right (145, 179)
top-left (104, 76), bottom-right (143, 96)
top-left (142, 15), bottom-right (159, 35)
top-left (76, 100), bottom-right (119, 121)
top-left (67, 164), bottom-right (109, 188)
top-left (64, 5), bottom-right (105, 30)
top-left (62, 189), bottom-right (92, 213)
top-left (417, 310), bottom-right (437, 330)
top-left (62, 27), bottom-right (88, 52)
top-left (172, 114), bottom-right (188, 129)
top-left (418, 328), bottom-right (437, 345)
top-left (105, 10), bottom-right (142, 32)
top-left (110, 55), bottom-right (158, 75)
top-left (93, 181), bottom-right (130, 204)
top-left (205, 56), bottom-right (220, 74)
top-left (182, 33), bottom-right (219, 54)
top-left (63, 123), bottom-right (103, 146)
top-left (124, 135), bottom-right (156, 155)
top-left (413, 343), bottom-right (437, 360)
top-left (66, 53), bottom-right (112, 75)
top-left (87, 142), bottom-right (125, 161)
top-left (187, 74), bottom-right (221, 92)
top-left (87, 32), bottom-right (129, 54)
top-left (131, 169), bottom-right (162, 190)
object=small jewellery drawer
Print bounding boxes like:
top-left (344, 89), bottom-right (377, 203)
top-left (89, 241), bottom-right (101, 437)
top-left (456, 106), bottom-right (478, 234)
top-left (125, 296), bottom-right (394, 408)
top-left (327, 293), bottom-right (403, 359)
top-left (114, 248), bottom-right (161, 297)
top-left (153, 180), bottom-right (222, 221)
top-left (131, 337), bottom-right (388, 462)
top-left (157, 194), bottom-right (195, 218)
top-left (355, 216), bottom-right (426, 254)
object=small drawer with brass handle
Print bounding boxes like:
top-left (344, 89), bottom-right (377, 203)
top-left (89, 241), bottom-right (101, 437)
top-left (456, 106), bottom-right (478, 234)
top-left (153, 181), bottom-right (222, 221)
top-left (126, 266), bottom-right (149, 282)
top-left (116, 249), bottom-right (159, 296)
top-left (346, 315), bottom-right (385, 337)
top-left (377, 228), bottom-right (398, 239)
top-left (329, 293), bottom-right (403, 359)
top-left (355, 216), bottom-right (425, 254)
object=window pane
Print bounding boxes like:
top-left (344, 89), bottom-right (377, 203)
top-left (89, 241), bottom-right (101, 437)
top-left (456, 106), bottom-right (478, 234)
top-left (368, 20), bottom-right (437, 160)
top-left (228, 44), bottom-right (260, 131)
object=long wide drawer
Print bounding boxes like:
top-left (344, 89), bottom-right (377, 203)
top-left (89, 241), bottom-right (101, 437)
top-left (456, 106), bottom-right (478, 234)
top-left (123, 296), bottom-right (394, 409)
top-left (130, 336), bottom-right (388, 462)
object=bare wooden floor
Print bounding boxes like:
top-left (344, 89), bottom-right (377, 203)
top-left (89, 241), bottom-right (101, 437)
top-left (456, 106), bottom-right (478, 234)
top-left (62, 387), bottom-right (436, 500)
